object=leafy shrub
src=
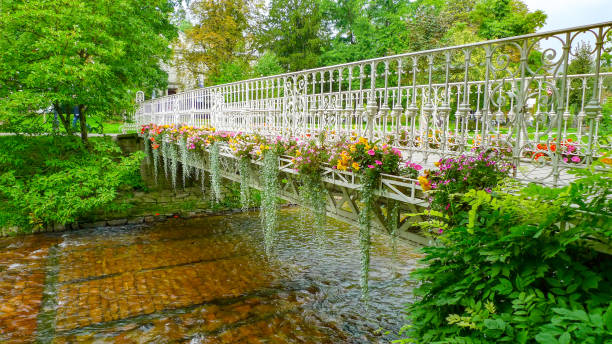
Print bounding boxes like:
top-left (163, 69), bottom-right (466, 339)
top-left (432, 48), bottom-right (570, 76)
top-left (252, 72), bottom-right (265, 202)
top-left (402, 166), bottom-right (612, 343)
top-left (0, 136), bottom-right (143, 231)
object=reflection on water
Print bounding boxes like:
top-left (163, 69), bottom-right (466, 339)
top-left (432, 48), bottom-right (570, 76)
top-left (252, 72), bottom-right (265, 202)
top-left (0, 208), bottom-right (423, 343)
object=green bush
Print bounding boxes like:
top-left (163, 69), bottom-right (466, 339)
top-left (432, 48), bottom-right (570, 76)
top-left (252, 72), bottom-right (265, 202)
top-left (0, 136), bottom-right (143, 232)
top-left (401, 167), bottom-right (612, 343)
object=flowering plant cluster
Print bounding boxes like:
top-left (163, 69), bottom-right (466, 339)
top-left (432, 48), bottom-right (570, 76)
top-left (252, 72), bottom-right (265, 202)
top-left (141, 124), bottom-right (424, 181)
top-left (533, 138), bottom-right (582, 164)
top-left (419, 149), bottom-right (515, 213)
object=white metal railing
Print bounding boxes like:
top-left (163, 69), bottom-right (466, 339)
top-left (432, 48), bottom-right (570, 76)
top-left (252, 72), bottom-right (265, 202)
top-left (136, 21), bottom-right (612, 185)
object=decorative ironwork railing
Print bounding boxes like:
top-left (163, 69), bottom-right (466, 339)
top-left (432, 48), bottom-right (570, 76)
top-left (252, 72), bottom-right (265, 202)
top-left (136, 21), bottom-right (612, 186)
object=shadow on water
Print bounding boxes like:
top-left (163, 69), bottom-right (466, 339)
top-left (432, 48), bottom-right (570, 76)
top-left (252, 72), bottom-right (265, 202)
top-left (0, 208), bottom-right (423, 343)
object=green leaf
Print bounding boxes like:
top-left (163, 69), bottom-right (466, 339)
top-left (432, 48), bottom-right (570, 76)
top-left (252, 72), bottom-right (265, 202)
top-left (494, 278), bottom-right (513, 295)
top-left (535, 332), bottom-right (558, 344)
top-left (603, 304), bottom-right (612, 331)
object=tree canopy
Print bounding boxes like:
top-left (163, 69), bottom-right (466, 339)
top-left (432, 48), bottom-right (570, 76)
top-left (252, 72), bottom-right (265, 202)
top-left (0, 0), bottom-right (177, 142)
top-left (175, 0), bottom-right (547, 86)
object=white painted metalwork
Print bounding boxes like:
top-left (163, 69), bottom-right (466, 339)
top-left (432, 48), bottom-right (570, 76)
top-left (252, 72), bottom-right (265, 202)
top-left (136, 21), bottom-right (612, 186)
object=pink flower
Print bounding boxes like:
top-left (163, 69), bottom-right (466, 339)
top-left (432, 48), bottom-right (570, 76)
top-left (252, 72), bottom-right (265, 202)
top-left (368, 165), bottom-right (375, 169)
top-left (563, 157), bottom-right (568, 163)
top-left (438, 228), bottom-right (444, 234)
top-left (571, 156), bottom-right (580, 163)
top-left (375, 160), bottom-right (382, 165)
top-left (367, 149), bottom-right (375, 156)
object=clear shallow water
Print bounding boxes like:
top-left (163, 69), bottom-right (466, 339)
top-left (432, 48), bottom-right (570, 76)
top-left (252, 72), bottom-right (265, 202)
top-left (0, 208), bottom-right (423, 343)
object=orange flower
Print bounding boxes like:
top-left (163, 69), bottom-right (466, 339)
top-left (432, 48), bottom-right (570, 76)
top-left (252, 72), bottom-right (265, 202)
top-left (601, 157), bottom-right (612, 165)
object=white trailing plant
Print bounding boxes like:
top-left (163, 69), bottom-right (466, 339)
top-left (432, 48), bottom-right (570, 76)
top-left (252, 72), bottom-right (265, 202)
top-left (261, 150), bottom-right (279, 255)
top-left (179, 137), bottom-right (189, 188)
top-left (152, 145), bottom-right (159, 182)
top-left (300, 174), bottom-right (327, 237)
top-left (143, 132), bottom-right (151, 165)
top-left (209, 141), bottom-right (221, 202)
top-left (162, 139), bottom-right (170, 180)
top-left (358, 174), bottom-right (377, 300)
top-left (169, 143), bottom-right (179, 190)
top-left (388, 200), bottom-right (400, 274)
top-left (238, 157), bottom-right (251, 210)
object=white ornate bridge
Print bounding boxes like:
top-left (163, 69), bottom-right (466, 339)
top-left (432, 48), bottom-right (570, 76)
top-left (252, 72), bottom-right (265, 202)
top-left (131, 22), bottom-right (611, 241)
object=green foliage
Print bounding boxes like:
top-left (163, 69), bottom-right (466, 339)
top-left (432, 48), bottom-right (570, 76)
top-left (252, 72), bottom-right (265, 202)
top-left (260, 0), bottom-right (327, 71)
top-left (0, 136), bottom-right (144, 231)
top-left (469, 0), bottom-right (546, 39)
top-left (0, 0), bottom-right (177, 141)
top-left (599, 94), bottom-right (612, 137)
top-left (403, 167), bottom-right (612, 343)
top-left (252, 51), bottom-right (284, 77)
top-left (208, 58), bottom-right (252, 85)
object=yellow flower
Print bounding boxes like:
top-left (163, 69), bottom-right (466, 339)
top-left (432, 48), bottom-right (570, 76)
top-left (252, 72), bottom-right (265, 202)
top-left (418, 175), bottom-right (431, 191)
top-left (434, 161), bottom-right (441, 167)
top-left (296, 149), bottom-right (301, 156)
top-left (350, 145), bottom-right (357, 152)
top-left (352, 162), bottom-right (360, 171)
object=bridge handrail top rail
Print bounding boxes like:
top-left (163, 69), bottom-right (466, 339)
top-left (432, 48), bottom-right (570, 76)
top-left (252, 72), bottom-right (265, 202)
top-left (142, 70), bottom-right (612, 105)
top-left (143, 20), bottom-right (612, 102)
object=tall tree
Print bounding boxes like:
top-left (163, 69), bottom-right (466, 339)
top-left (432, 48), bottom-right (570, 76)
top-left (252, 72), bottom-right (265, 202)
top-left (260, 0), bottom-right (328, 71)
top-left (177, 0), bottom-right (253, 83)
top-left (567, 42), bottom-right (594, 111)
top-left (0, 0), bottom-right (177, 143)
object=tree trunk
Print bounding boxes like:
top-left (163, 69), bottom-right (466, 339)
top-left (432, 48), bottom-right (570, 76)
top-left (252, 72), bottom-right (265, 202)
top-left (78, 106), bottom-right (88, 146)
top-left (57, 113), bottom-right (72, 135)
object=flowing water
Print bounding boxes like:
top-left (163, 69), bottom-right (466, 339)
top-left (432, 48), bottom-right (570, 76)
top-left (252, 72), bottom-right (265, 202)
top-left (0, 208), bottom-right (423, 343)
